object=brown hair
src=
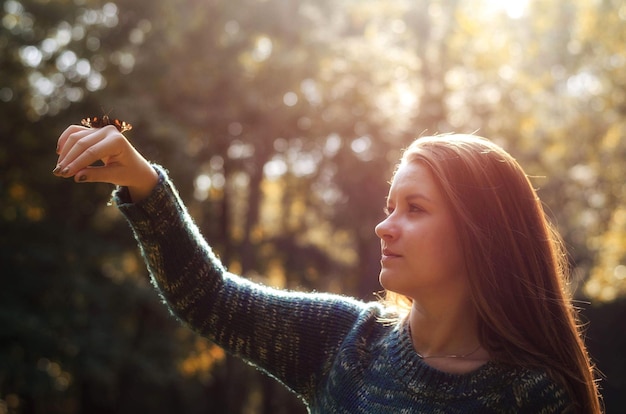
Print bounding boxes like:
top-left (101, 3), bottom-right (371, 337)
top-left (387, 134), bottom-right (601, 413)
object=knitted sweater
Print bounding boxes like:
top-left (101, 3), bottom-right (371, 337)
top-left (114, 166), bottom-right (572, 413)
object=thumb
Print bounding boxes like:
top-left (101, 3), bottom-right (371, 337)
top-left (75, 160), bottom-right (159, 202)
top-left (74, 164), bottom-right (126, 185)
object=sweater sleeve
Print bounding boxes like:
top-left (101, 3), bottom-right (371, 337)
top-left (113, 165), bottom-right (366, 399)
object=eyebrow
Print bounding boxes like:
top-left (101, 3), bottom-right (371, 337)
top-left (385, 193), bottom-right (432, 205)
top-left (406, 193), bottom-right (432, 203)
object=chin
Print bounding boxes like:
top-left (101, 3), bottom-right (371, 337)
top-left (379, 272), bottom-right (419, 300)
top-left (379, 271), bottom-right (400, 292)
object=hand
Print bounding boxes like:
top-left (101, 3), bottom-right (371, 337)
top-left (53, 124), bottom-right (159, 202)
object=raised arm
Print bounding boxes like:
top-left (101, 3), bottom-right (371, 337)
top-left (110, 166), bottom-right (366, 398)
top-left (52, 125), bottom-right (367, 399)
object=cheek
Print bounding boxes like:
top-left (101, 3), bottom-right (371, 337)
top-left (441, 230), bottom-right (466, 271)
top-left (428, 223), bottom-right (464, 264)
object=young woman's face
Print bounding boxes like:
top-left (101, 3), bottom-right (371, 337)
top-left (375, 161), bottom-right (468, 300)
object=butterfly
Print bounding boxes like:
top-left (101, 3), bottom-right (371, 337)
top-left (81, 115), bottom-right (133, 133)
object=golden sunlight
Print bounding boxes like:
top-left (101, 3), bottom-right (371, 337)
top-left (482, 0), bottom-right (529, 18)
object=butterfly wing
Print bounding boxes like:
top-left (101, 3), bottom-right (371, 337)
top-left (81, 115), bottom-right (132, 133)
top-left (80, 117), bottom-right (95, 128)
top-left (112, 119), bottom-right (133, 133)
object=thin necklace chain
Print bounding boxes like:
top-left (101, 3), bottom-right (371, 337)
top-left (415, 343), bottom-right (482, 360)
top-left (408, 322), bottom-right (483, 360)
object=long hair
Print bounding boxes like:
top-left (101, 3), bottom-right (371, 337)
top-left (387, 134), bottom-right (601, 413)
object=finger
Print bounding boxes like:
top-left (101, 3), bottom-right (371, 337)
top-left (54, 127), bottom-right (100, 174)
top-left (56, 128), bottom-right (126, 178)
top-left (57, 126), bottom-right (108, 164)
top-left (56, 125), bottom-right (90, 157)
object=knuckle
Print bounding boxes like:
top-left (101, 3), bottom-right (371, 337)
top-left (64, 124), bottom-right (84, 135)
top-left (103, 124), bottom-right (122, 136)
top-left (67, 130), bottom-right (85, 144)
top-left (74, 137), bottom-right (89, 150)
top-left (83, 146), bottom-right (99, 159)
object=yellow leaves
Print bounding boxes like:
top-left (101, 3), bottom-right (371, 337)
top-left (178, 336), bottom-right (225, 379)
top-left (265, 258), bottom-right (287, 289)
top-left (600, 123), bottom-right (622, 152)
top-left (455, 7), bottom-right (481, 34)
top-left (259, 179), bottom-right (284, 236)
top-left (25, 206), bottom-right (44, 221)
top-left (100, 251), bottom-right (144, 284)
top-left (36, 358), bottom-right (73, 392)
top-left (9, 182), bottom-right (26, 200)
top-left (307, 226), bottom-right (357, 267)
top-left (586, 207), bottom-right (626, 302)
top-left (519, 117), bottom-right (538, 140)
top-left (3, 182), bottom-right (45, 222)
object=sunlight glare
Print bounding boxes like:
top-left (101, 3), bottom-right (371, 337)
top-left (483, 0), bottom-right (528, 18)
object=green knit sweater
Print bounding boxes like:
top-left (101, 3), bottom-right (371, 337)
top-left (114, 166), bottom-right (572, 413)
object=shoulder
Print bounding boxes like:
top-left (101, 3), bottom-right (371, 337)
top-left (344, 303), bottom-right (402, 342)
top-left (486, 363), bottom-right (572, 413)
top-left (329, 305), bottom-right (406, 374)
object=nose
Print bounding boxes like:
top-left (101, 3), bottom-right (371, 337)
top-left (375, 214), bottom-right (396, 240)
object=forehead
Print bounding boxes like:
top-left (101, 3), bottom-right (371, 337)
top-left (388, 162), bottom-right (442, 201)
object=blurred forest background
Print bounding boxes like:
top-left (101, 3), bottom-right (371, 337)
top-left (1, 0), bottom-right (625, 412)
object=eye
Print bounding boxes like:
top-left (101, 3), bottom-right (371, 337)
top-left (409, 204), bottom-right (425, 213)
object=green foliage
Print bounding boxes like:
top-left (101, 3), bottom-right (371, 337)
top-left (1, 0), bottom-right (625, 412)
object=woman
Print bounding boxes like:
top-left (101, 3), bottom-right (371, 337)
top-left (53, 125), bottom-right (602, 413)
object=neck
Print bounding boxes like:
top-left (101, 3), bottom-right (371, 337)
top-left (408, 297), bottom-right (482, 359)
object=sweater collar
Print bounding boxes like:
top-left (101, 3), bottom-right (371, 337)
top-left (386, 318), bottom-right (502, 399)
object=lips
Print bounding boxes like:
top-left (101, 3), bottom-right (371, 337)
top-left (381, 248), bottom-right (401, 258)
